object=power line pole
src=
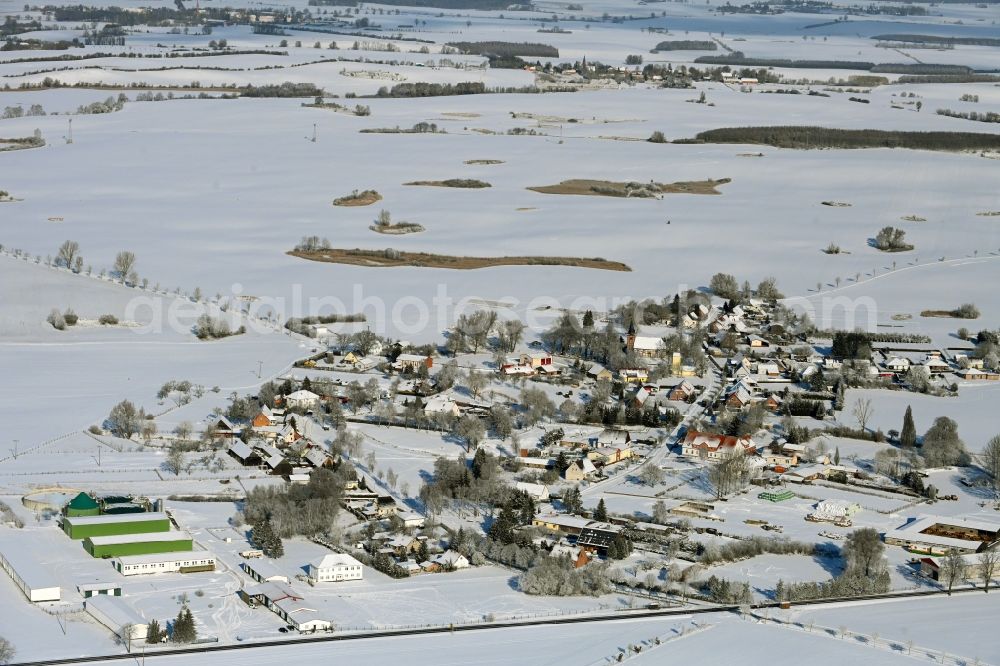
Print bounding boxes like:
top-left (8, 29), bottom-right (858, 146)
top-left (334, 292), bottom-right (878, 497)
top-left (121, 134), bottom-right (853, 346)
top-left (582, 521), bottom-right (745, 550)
top-left (67, 118), bottom-right (73, 144)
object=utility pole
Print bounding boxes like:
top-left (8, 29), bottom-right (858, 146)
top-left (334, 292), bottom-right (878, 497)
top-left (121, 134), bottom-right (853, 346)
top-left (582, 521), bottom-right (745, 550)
top-left (67, 118), bottom-right (73, 144)
top-left (257, 360), bottom-right (263, 379)
top-left (10, 440), bottom-right (18, 460)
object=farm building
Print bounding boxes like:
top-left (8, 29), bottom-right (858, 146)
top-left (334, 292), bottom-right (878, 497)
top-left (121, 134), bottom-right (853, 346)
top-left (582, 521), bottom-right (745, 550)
top-left (0, 547), bottom-right (60, 602)
top-left (77, 582), bottom-right (122, 598)
top-left (272, 599), bottom-right (333, 633)
top-left (884, 515), bottom-right (1000, 555)
top-left (919, 553), bottom-right (995, 581)
top-left (242, 560), bottom-right (289, 584)
top-left (62, 512), bottom-right (171, 540)
top-left (84, 531), bottom-right (193, 558)
top-left (307, 553), bottom-right (364, 583)
top-left (239, 581), bottom-right (301, 609)
top-left (85, 595), bottom-right (147, 642)
top-left (64, 492), bottom-right (100, 517)
top-left (113, 551), bottom-right (215, 576)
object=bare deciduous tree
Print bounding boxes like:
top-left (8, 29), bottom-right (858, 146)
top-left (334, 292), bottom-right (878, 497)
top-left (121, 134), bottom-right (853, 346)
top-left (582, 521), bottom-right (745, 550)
top-left (174, 421), bottom-right (193, 441)
top-left (977, 548), bottom-right (997, 593)
top-left (57, 240), bottom-right (79, 268)
top-left (638, 464), bottom-right (664, 487)
top-left (708, 448), bottom-right (751, 499)
top-left (106, 400), bottom-right (144, 439)
top-left (465, 369), bottom-right (487, 399)
top-left (0, 637), bottom-right (14, 665)
top-left (983, 435), bottom-right (1000, 493)
top-left (852, 398), bottom-right (873, 433)
top-left (454, 415), bottom-right (486, 452)
top-left (113, 250), bottom-right (136, 280)
top-left (164, 443), bottom-right (184, 476)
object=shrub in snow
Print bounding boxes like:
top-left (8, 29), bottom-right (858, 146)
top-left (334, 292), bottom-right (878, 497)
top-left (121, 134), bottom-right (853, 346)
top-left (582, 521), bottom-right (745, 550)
top-left (47, 308), bottom-right (66, 330)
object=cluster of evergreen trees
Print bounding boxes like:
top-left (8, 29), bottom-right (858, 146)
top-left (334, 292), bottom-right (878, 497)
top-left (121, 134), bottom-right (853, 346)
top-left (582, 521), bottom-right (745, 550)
top-left (249, 517), bottom-right (284, 558)
top-left (831, 331), bottom-right (873, 360)
top-left (782, 395), bottom-right (827, 419)
top-left (145, 618), bottom-right (165, 644)
top-left (170, 607), bottom-right (197, 643)
top-left (703, 576), bottom-right (752, 604)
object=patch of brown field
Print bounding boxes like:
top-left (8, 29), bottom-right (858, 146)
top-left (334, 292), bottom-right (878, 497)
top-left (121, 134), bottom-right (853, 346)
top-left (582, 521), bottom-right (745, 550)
top-left (289, 249), bottom-right (631, 272)
top-left (516, 207), bottom-right (537, 211)
top-left (821, 201), bottom-right (852, 207)
top-left (920, 309), bottom-right (977, 319)
top-left (977, 211), bottom-right (1000, 217)
top-left (405, 179), bottom-right (491, 188)
top-left (333, 190), bottom-right (382, 207)
top-left (528, 178), bottom-right (730, 197)
top-left (441, 112), bottom-right (480, 118)
top-left (737, 152), bottom-right (765, 157)
top-left (901, 214), bottom-right (926, 222)
top-left (369, 223), bottom-right (425, 235)
top-left (464, 159), bottom-right (505, 165)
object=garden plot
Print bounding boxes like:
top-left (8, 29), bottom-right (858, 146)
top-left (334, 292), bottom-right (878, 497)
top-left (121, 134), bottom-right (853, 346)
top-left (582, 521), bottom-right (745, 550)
top-left (703, 553), bottom-right (838, 593)
top-left (846, 386), bottom-right (1000, 453)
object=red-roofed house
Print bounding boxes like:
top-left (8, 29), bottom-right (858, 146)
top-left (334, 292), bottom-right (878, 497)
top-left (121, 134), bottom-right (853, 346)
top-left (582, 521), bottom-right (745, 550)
top-left (681, 431), bottom-right (757, 460)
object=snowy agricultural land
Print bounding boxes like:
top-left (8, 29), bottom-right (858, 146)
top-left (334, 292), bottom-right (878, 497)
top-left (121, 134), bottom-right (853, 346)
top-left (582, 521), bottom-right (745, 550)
top-left (1, 0), bottom-right (1000, 662)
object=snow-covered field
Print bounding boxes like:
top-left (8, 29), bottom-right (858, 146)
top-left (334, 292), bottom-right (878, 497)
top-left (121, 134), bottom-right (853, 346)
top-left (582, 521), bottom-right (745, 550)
top-left (1, 0), bottom-right (999, 661)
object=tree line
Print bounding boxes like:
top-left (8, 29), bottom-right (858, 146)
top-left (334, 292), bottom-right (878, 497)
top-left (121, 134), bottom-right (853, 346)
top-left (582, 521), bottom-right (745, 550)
top-left (446, 41), bottom-right (559, 58)
top-left (690, 126), bottom-right (1000, 151)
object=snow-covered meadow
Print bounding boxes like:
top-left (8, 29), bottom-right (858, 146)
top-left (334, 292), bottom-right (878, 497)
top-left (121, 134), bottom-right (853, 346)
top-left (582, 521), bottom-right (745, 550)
top-left (1, 0), bottom-right (999, 660)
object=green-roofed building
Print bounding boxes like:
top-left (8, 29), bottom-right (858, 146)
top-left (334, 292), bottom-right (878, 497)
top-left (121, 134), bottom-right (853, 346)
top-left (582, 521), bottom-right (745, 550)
top-left (83, 532), bottom-right (193, 558)
top-left (65, 492), bottom-right (100, 517)
top-left (62, 512), bottom-right (171, 540)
